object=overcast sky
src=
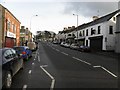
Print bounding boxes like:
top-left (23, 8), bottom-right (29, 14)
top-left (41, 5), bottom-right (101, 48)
top-left (0, 0), bottom-right (119, 34)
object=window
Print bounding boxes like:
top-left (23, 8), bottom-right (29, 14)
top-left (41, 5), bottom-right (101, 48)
top-left (86, 40), bottom-right (88, 46)
top-left (12, 24), bottom-right (16, 33)
top-left (4, 50), bottom-right (13, 59)
top-left (98, 26), bottom-right (101, 34)
top-left (109, 26), bottom-right (113, 34)
top-left (7, 21), bottom-right (11, 31)
top-left (91, 28), bottom-right (95, 35)
top-left (79, 31), bottom-right (82, 36)
top-left (113, 17), bottom-right (115, 21)
top-left (83, 30), bottom-right (84, 36)
top-left (86, 29), bottom-right (88, 36)
top-left (11, 49), bottom-right (17, 57)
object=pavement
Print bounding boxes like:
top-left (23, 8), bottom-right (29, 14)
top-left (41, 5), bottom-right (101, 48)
top-left (91, 51), bottom-right (120, 59)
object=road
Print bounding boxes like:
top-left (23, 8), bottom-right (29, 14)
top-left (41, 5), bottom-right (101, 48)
top-left (10, 41), bottom-right (118, 89)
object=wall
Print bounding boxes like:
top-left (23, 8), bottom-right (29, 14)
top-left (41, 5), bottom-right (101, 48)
top-left (4, 9), bottom-right (20, 46)
top-left (0, 5), bottom-right (2, 48)
top-left (115, 14), bottom-right (120, 53)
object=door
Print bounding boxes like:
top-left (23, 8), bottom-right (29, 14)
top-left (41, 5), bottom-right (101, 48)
top-left (90, 36), bottom-right (103, 51)
top-left (5, 37), bottom-right (15, 48)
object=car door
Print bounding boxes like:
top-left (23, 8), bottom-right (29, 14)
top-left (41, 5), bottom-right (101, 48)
top-left (5, 49), bottom-right (18, 75)
top-left (3, 49), bottom-right (16, 75)
top-left (10, 49), bottom-right (22, 73)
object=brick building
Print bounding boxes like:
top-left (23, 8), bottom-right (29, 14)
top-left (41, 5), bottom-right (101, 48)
top-left (0, 4), bottom-right (21, 48)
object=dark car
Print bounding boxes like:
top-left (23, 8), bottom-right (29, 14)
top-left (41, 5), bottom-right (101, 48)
top-left (13, 46), bottom-right (32, 60)
top-left (1, 48), bottom-right (24, 88)
top-left (78, 45), bottom-right (91, 52)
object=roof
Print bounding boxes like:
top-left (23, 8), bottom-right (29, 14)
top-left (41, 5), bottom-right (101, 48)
top-left (13, 46), bottom-right (29, 48)
top-left (77, 9), bottom-right (120, 30)
top-left (0, 48), bottom-right (12, 53)
top-left (0, 4), bottom-right (21, 23)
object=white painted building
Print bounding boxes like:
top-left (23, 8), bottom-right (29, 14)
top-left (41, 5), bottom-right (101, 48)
top-left (57, 9), bottom-right (120, 51)
top-left (72, 9), bottom-right (120, 51)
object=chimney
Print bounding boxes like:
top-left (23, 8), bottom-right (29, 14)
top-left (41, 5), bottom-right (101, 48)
top-left (92, 16), bottom-right (99, 21)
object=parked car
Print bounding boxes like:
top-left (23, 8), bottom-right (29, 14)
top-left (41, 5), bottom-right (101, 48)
top-left (13, 46), bottom-right (32, 60)
top-left (1, 48), bottom-right (24, 88)
top-left (64, 43), bottom-right (71, 48)
top-left (78, 45), bottom-right (91, 52)
top-left (60, 42), bottom-right (65, 47)
top-left (52, 41), bottom-right (59, 44)
top-left (70, 43), bottom-right (79, 50)
top-left (27, 41), bottom-right (37, 51)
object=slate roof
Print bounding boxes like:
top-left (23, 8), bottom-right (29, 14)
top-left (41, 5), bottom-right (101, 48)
top-left (77, 9), bottom-right (120, 30)
top-left (59, 9), bottom-right (120, 34)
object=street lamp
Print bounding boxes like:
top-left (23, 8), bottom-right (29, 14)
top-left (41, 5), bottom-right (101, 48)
top-left (73, 13), bottom-right (79, 44)
top-left (29, 15), bottom-right (38, 42)
top-left (30, 15), bottom-right (38, 31)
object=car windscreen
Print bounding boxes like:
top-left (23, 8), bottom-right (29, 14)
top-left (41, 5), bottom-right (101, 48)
top-left (13, 47), bottom-right (24, 53)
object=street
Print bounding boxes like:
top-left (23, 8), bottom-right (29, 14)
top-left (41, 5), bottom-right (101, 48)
top-left (10, 41), bottom-right (118, 89)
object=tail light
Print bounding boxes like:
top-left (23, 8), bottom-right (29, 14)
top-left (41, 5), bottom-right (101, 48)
top-left (22, 51), bottom-right (26, 55)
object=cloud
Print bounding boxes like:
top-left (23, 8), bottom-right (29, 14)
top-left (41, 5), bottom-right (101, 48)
top-left (63, 2), bottom-right (118, 18)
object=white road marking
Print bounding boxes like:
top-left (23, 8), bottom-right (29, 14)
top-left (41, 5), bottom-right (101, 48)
top-left (38, 56), bottom-right (40, 62)
top-left (34, 59), bottom-right (36, 61)
top-left (40, 66), bottom-right (55, 90)
top-left (93, 65), bottom-right (101, 68)
top-left (35, 50), bottom-right (38, 59)
top-left (72, 57), bottom-right (91, 65)
top-left (61, 52), bottom-right (68, 56)
top-left (40, 65), bottom-right (48, 67)
top-left (93, 65), bottom-right (117, 78)
top-left (23, 85), bottom-right (27, 90)
top-left (28, 70), bottom-right (32, 74)
top-left (56, 49), bottom-right (60, 52)
top-left (51, 47), bottom-right (54, 49)
top-left (32, 62), bottom-right (34, 65)
top-left (101, 66), bottom-right (117, 78)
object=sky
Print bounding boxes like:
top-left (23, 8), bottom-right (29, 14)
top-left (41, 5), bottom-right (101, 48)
top-left (0, 0), bottom-right (119, 35)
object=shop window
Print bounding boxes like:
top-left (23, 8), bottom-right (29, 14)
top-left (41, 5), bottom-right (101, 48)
top-left (86, 40), bottom-right (88, 46)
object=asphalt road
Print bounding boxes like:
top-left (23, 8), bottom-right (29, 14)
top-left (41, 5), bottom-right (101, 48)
top-left (9, 41), bottom-right (118, 89)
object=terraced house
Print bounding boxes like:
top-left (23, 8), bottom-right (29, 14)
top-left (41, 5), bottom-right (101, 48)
top-left (0, 4), bottom-right (21, 48)
top-left (57, 9), bottom-right (120, 51)
top-left (74, 9), bottom-right (120, 51)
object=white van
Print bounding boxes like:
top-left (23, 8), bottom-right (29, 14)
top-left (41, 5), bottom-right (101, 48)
top-left (27, 41), bottom-right (37, 51)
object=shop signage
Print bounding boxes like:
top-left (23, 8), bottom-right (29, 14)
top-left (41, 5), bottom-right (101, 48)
top-left (7, 31), bottom-right (16, 38)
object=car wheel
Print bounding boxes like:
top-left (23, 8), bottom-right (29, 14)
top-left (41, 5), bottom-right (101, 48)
top-left (26, 55), bottom-right (29, 60)
top-left (80, 49), bottom-right (83, 52)
top-left (30, 54), bottom-right (32, 57)
top-left (4, 71), bottom-right (12, 88)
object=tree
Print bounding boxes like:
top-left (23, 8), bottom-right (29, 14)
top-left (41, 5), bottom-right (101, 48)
top-left (44, 31), bottom-right (51, 39)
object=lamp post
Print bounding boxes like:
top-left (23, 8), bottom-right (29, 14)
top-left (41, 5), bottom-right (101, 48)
top-left (29, 15), bottom-right (38, 41)
top-left (73, 14), bottom-right (79, 44)
top-left (30, 15), bottom-right (38, 32)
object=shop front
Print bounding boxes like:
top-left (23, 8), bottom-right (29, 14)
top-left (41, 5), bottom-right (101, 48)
top-left (5, 31), bottom-right (16, 48)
